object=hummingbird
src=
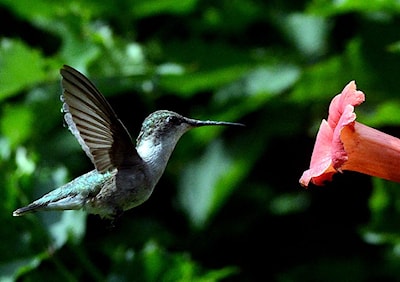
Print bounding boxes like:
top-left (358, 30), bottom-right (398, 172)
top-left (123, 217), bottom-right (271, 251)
top-left (13, 65), bottom-right (243, 219)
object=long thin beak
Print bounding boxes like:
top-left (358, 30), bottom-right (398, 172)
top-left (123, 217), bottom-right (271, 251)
top-left (186, 118), bottom-right (245, 127)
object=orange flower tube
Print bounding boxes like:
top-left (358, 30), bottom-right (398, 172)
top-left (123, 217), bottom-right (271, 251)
top-left (300, 81), bottom-right (400, 187)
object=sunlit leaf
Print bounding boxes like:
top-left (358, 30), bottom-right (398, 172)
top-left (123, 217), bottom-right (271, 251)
top-left (34, 167), bottom-right (87, 249)
top-left (132, 0), bottom-right (198, 17)
top-left (214, 64), bottom-right (301, 103)
top-left (0, 104), bottom-right (34, 147)
top-left (41, 210), bottom-right (87, 248)
top-left (0, 255), bottom-right (44, 282)
top-left (307, 0), bottom-right (400, 15)
top-left (359, 100), bottom-right (400, 127)
top-left (0, 39), bottom-right (47, 100)
top-left (277, 13), bottom-right (329, 57)
top-left (361, 179), bottom-right (400, 247)
top-left (178, 139), bottom-right (241, 229)
top-left (139, 241), bottom-right (237, 282)
top-left (200, 64), bottom-right (301, 131)
top-left (15, 147), bottom-right (36, 175)
top-left (289, 56), bottom-right (344, 103)
top-left (0, 0), bottom-right (62, 20)
top-left (159, 65), bottom-right (252, 97)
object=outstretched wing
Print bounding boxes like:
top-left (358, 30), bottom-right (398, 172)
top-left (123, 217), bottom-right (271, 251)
top-left (60, 65), bottom-right (141, 173)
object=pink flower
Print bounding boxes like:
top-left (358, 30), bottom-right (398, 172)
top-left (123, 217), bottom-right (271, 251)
top-left (300, 81), bottom-right (400, 187)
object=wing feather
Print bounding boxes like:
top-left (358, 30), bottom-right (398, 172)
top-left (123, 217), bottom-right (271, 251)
top-left (60, 65), bottom-right (141, 172)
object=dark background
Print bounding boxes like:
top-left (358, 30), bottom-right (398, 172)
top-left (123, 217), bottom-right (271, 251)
top-left (1, 0), bottom-right (400, 281)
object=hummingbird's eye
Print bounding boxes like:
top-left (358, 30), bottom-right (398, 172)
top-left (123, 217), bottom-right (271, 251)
top-left (166, 115), bottom-right (181, 125)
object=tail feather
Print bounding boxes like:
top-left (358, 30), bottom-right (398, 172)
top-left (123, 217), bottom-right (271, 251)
top-left (13, 204), bottom-right (44, 216)
top-left (13, 194), bottom-right (86, 216)
top-left (12, 170), bottom-right (110, 217)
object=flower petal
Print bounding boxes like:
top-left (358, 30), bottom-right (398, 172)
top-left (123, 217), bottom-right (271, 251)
top-left (300, 120), bottom-right (336, 186)
top-left (328, 81), bottom-right (365, 129)
top-left (331, 104), bottom-right (356, 169)
top-left (300, 81), bottom-right (365, 187)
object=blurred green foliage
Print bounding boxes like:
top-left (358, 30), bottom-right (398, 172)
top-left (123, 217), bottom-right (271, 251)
top-left (2, 0), bottom-right (400, 281)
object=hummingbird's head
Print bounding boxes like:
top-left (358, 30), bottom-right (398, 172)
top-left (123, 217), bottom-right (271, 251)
top-left (135, 110), bottom-right (244, 175)
top-left (137, 110), bottom-right (191, 143)
top-left (137, 110), bottom-right (244, 144)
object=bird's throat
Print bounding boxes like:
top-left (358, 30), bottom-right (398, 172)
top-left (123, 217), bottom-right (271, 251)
top-left (136, 137), bottom-right (175, 185)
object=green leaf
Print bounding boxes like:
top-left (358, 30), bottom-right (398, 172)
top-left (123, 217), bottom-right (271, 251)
top-left (202, 64), bottom-right (301, 130)
top-left (0, 0), bottom-right (107, 21)
top-left (278, 13), bottom-right (330, 57)
top-left (178, 139), bottom-right (241, 229)
top-left (214, 64), bottom-right (301, 103)
top-left (307, 0), bottom-right (400, 15)
top-left (15, 147), bottom-right (36, 175)
top-left (159, 65), bottom-right (252, 97)
top-left (0, 39), bottom-right (47, 100)
top-left (36, 168), bottom-right (87, 248)
top-left (0, 0), bottom-right (62, 20)
top-left (43, 210), bottom-right (87, 248)
top-left (139, 241), bottom-right (237, 282)
top-left (0, 255), bottom-right (44, 282)
top-left (0, 104), bottom-right (34, 147)
top-left (362, 179), bottom-right (400, 246)
top-left (132, 0), bottom-right (198, 17)
top-left (158, 40), bottom-right (261, 97)
top-left (269, 193), bottom-right (311, 215)
top-left (358, 100), bottom-right (400, 127)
